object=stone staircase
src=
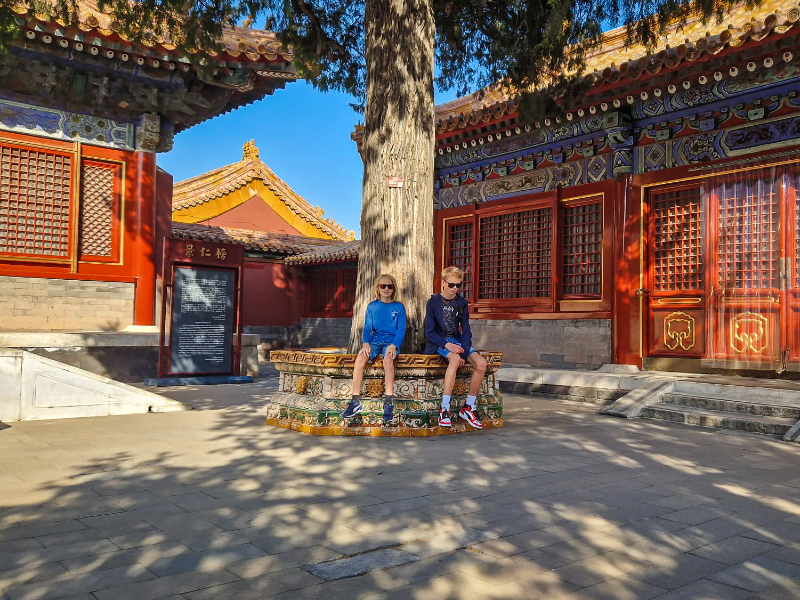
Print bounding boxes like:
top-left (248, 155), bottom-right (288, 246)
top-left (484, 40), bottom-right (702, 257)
top-left (497, 367), bottom-right (800, 442)
top-left (604, 380), bottom-right (800, 442)
top-left (641, 392), bottom-right (800, 438)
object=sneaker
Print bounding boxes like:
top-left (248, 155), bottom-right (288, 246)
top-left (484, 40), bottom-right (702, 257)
top-left (458, 405), bottom-right (482, 429)
top-left (342, 400), bottom-right (362, 419)
top-left (383, 401), bottom-right (394, 425)
top-left (438, 407), bottom-right (452, 427)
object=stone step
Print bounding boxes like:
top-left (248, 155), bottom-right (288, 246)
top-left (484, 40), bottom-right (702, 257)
top-left (661, 393), bottom-right (800, 419)
top-left (640, 403), bottom-right (796, 437)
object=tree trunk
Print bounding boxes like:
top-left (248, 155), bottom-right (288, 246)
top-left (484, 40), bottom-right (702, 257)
top-left (348, 0), bottom-right (435, 353)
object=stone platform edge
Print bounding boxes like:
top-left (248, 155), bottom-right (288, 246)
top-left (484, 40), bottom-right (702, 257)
top-left (266, 417), bottom-right (503, 437)
top-left (267, 350), bottom-right (504, 436)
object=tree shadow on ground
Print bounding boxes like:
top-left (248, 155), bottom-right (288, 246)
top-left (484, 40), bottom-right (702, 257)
top-left (1, 370), bottom-right (800, 599)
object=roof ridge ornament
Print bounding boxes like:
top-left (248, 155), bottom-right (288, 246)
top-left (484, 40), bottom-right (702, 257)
top-left (242, 139), bottom-right (260, 162)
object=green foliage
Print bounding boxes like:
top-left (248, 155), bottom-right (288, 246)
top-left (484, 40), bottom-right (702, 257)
top-left (0, 0), bottom-right (758, 113)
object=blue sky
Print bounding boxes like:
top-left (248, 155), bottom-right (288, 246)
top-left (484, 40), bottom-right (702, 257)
top-left (158, 80), bottom-right (460, 238)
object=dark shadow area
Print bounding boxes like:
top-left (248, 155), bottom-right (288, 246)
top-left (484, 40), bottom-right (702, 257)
top-left (1, 365), bottom-right (800, 599)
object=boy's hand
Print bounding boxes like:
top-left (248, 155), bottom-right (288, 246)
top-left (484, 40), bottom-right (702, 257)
top-left (445, 342), bottom-right (464, 354)
top-left (384, 344), bottom-right (397, 360)
top-left (358, 343), bottom-right (370, 358)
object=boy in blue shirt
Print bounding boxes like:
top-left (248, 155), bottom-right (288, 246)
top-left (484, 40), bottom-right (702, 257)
top-left (342, 274), bottom-right (407, 425)
top-left (424, 266), bottom-right (487, 429)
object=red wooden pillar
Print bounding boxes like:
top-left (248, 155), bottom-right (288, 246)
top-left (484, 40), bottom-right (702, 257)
top-left (133, 151), bottom-right (157, 325)
top-left (612, 174), bottom-right (642, 367)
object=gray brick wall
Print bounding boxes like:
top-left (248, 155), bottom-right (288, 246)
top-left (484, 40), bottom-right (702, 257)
top-left (471, 319), bottom-right (611, 369)
top-left (0, 276), bottom-right (135, 331)
top-left (291, 317), bottom-right (352, 349)
top-left (243, 326), bottom-right (291, 360)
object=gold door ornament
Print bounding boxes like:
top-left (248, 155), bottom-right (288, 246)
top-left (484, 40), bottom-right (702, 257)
top-left (730, 312), bottom-right (769, 354)
top-left (664, 311), bottom-right (696, 351)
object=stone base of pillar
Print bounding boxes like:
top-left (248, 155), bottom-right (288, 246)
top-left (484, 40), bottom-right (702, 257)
top-left (268, 349), bottom-right (504, 437)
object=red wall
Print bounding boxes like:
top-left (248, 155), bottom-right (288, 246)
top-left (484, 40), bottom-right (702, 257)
top-left (202, 196), bottom-right (302, 235)
top-left (241, 259), bottom-right (298, 327)
top-left (0, 131), bottom-right (159, 325)
top-left (155, 167), bottom-right (174, 279)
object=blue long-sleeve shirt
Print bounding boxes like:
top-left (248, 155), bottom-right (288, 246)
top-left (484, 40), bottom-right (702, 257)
top-left (362, 300), bottom-right (406, 348)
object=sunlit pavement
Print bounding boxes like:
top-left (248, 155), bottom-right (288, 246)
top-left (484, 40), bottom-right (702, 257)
top-left (2, 367), bottom-right (800, 599)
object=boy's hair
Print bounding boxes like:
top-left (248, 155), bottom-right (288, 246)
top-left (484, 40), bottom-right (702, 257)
top-left (441, 266), bottom-right (464, 281)
top-left (373, 274), bottom-right (398, 300)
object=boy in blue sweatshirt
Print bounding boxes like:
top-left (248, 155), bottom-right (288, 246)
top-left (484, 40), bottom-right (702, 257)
top-left (342, 274), bottom-right (407, 425)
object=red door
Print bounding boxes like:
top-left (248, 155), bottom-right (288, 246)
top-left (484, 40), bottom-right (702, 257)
top-left (645, 164), bottom-right (800, 371)
top-left (645, 183), bottom-right (707, 359)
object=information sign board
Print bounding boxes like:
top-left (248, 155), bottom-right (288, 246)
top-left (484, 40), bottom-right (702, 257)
top-left (169, 267), bottom-right (234, 374)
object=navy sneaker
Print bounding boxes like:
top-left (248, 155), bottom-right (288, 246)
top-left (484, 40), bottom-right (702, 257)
top-left (342, 400), bottom-right (362, 419)
top-left (383, 400), bottom-right (394, 425)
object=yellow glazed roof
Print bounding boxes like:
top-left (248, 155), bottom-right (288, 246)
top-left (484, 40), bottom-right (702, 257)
top-left (172, 140), bottom-right (355, 241)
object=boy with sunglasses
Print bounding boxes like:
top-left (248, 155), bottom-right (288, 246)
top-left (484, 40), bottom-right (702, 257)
top-left (424, 266), bottom-right (487, 429)
top-left (342, 274), bottom-right (406, 425)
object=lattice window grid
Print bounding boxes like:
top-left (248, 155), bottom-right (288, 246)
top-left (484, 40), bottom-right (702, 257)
top-left (446, 222), bottom-right (473, 301)
top-left (0, 145), bottom-right (72, 257)
top-left (341, 268), bottom-right (357, 312)
top-left (79, 164), bottom-right (116, 258)
top-left (308, 270), bottom-right (339, 314)
top-left (652, 187), bottom-right (704, 292)
top-left (479, 207), bottom-right (552, 300)
top-left (562, 201), bottom-right (602, 296)
top-left (717, 177), bottom-right (778, 290)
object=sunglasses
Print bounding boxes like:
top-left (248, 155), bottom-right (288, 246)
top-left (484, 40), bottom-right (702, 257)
top-left (446, 282), bottom-right (463, 289)
top-left (379, 284), bottom-right (395, 290)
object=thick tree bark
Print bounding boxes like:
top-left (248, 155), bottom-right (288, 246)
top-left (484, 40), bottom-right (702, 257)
top-left (348, 0), bottom-right (435, 353)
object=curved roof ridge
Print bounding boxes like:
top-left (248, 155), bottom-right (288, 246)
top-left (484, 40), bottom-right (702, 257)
top-left (432, 0), bottom-right (795, 127)
top-left (172, 141), bottom-right (355, 241)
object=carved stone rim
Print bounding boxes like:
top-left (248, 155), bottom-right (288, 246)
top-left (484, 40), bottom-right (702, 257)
top-left (270, 349), bottom-right (504, 369)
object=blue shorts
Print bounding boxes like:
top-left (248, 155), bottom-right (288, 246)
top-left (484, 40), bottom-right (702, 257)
top-left (369, 341), bottom-right (399, 361)
top-left (437, 337), bottom-right (477, 361)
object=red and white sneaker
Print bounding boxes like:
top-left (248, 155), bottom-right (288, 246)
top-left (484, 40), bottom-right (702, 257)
top-left (458, 405), bottom-right (483, 429)
top-left (438, 407), bottom-right (452, 427)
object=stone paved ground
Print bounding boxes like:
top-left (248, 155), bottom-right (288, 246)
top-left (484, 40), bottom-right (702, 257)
top-left (2, 368), bottom-right (800, 599)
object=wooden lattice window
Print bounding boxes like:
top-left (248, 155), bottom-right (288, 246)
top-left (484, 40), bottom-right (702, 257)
top-left (305, 266), bottom-right (357, 317)
top-left (341, 268), bottom-right (357, 311)
top-left (445, 221), bottom-right (473, 300)
top-left (308, 270), bottom-right (339, 314)
top-left (716, 177), bottom-right (778, 290)
top-left (0, 143), bottom-right (73, 258)
top-left (652, 186), bottom-right (705, 292)
top-left (80, 161), bottom-right (120, 261)
top-left (562, 200), bottom-right (602, 296)
top-left (479, 207), bottom-right (552, 299)
top-left (795, 177), bottom-right (800, 287)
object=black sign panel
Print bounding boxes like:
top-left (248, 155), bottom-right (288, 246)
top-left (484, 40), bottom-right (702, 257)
top-left (170, 267), bottom-right (234, 374)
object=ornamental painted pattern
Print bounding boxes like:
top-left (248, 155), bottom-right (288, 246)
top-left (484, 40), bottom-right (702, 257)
top-left (633, 66), bottom-right (800, 119)
top-left (435, 114), bottom-right (605, 169)
top-left (436, 154), bottom-right (611, 208)
top-left (0, 99), bottom-right (133, 150)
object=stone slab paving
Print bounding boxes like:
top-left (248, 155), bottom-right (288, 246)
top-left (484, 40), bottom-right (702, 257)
top-left (1, 367), bottom-right (800, 599)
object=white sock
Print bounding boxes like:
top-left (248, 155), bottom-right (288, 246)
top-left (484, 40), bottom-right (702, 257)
top-left (466, 395), bottom-right (477, 409)
top-left (441, 395), bottom-right (451, 411)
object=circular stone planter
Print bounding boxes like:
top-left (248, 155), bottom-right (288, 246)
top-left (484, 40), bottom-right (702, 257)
top-left (267, 349), bottom-right (504, 436)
